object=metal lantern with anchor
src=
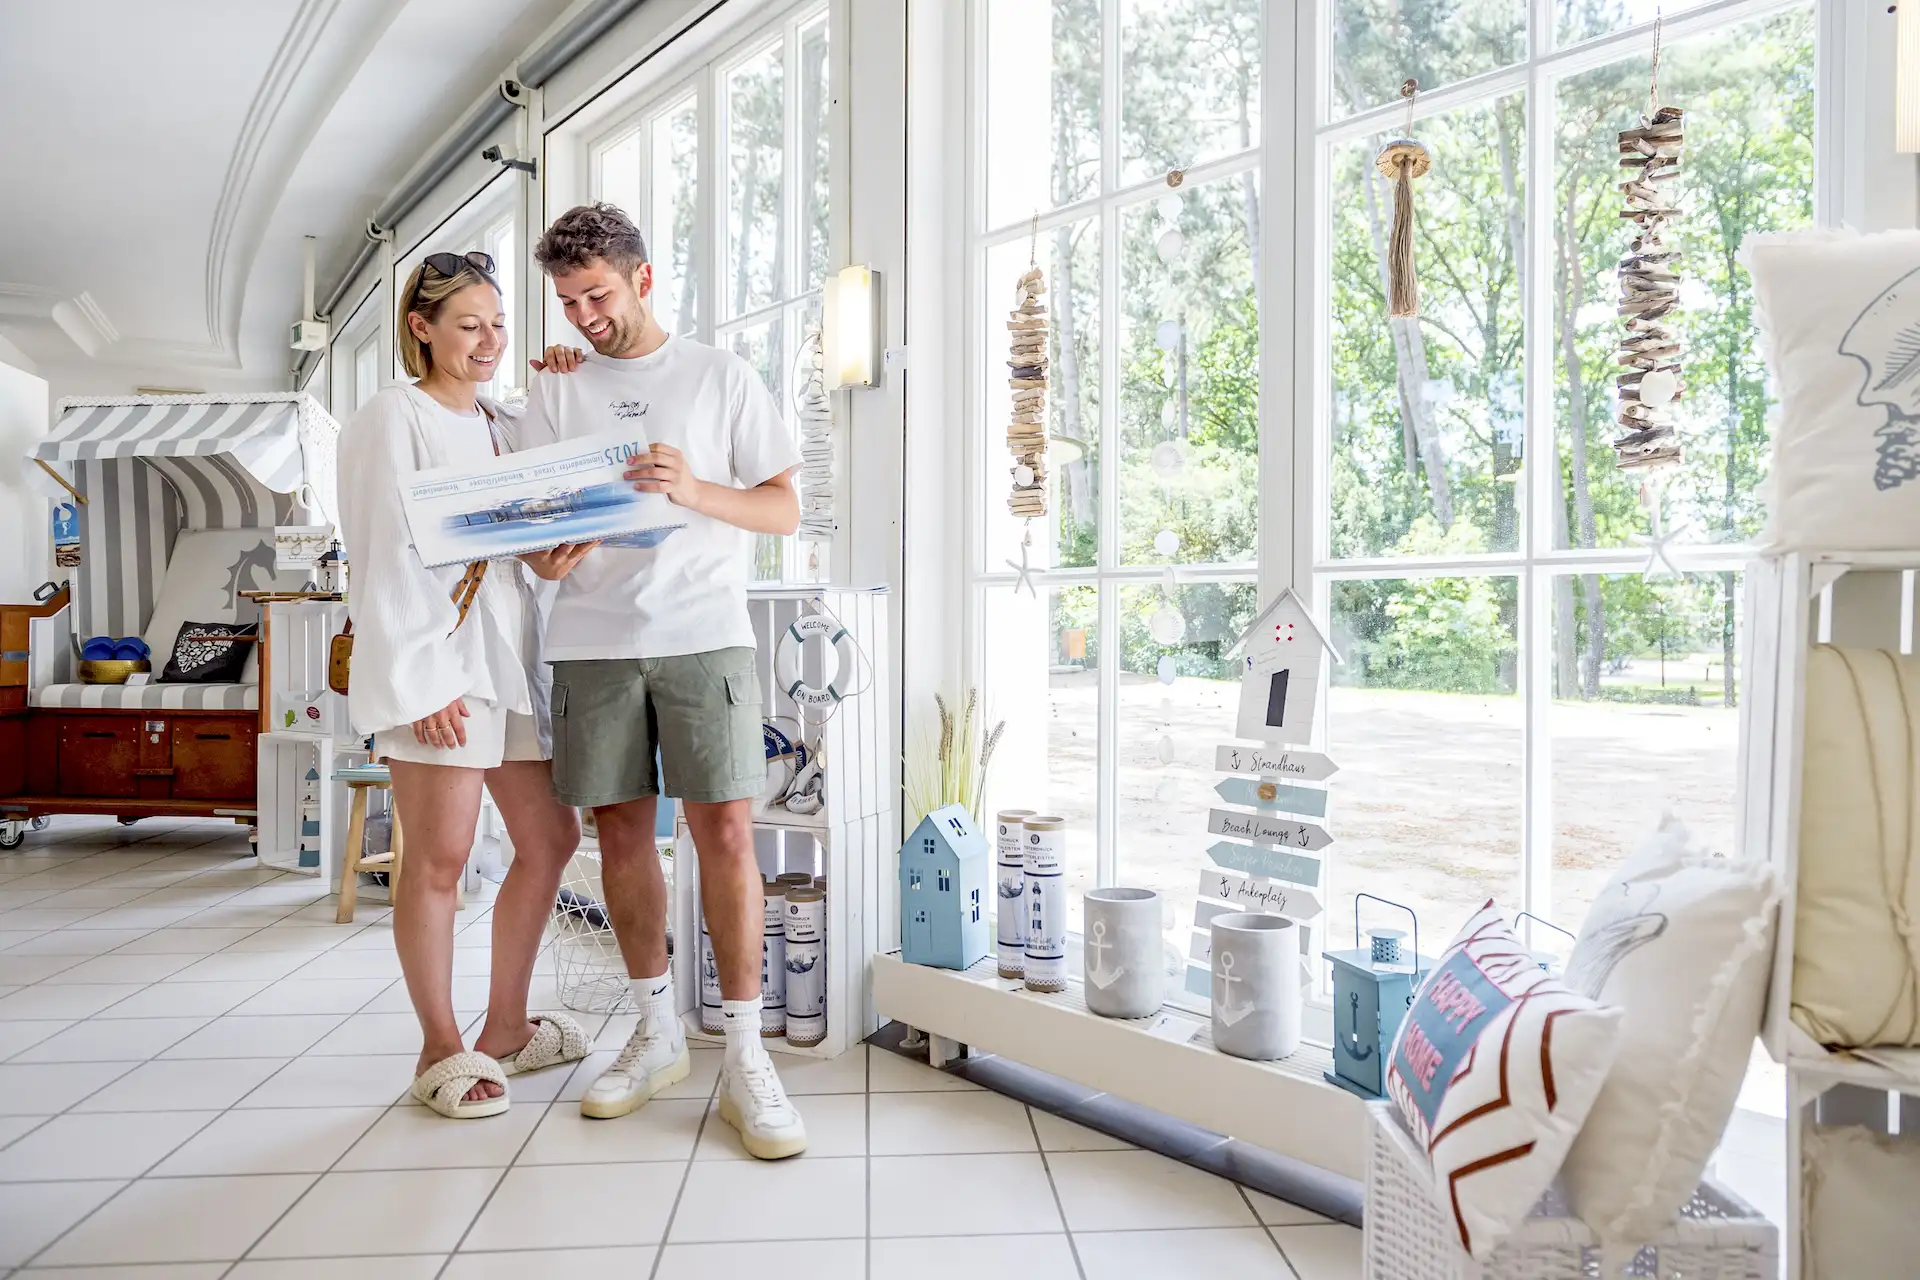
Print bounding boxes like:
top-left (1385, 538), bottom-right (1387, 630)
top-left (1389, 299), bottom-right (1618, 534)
top-left (1323, 893), bottom-right (1434, 1099)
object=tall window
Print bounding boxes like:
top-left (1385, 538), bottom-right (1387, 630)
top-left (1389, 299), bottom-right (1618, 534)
top-left (1317, 1), bottom-right (1815, 945)
top-left (970, 0), bottom-right (1266, 960)
top-left (352, 332), bottom-right (381, 412)
top-left (592, 3), bottom-right (831, 581)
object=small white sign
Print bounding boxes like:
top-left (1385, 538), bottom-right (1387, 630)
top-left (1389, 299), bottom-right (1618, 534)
top-left (1214, 744), bottom-right (1339, 783)
top-left (1195, 868), bottom-right (1325, 923)
top-left (1206, 808), bottom-right (1333, 852)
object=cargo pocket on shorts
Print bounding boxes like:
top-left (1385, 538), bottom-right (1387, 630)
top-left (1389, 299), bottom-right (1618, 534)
top-left (723, 668), bottom-right (762, 785)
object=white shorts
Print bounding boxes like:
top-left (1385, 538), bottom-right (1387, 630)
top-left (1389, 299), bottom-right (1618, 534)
top-left (374, 699), bottom-right (546, 770)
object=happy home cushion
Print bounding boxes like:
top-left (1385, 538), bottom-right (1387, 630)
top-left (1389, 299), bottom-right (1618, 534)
top-left (1386, 900), bottom-right (1624, 1258)
top-left (1744, 229), bottom-right (1920, 551)
top-left (1556, 815), bottom-right (1781, 1247)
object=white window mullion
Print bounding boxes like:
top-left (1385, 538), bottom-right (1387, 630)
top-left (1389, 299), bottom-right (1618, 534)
top-left (699, 66), bottom-right (721, 346)
top-left (1093, 0), bottom-right (1123, 893)
top-left (1522, 0), bottom-right (1556, 925)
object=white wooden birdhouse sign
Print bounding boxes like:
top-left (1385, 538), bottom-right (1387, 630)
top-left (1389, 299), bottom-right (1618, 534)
top-left (1224, 588), bottom-right (1339, 746)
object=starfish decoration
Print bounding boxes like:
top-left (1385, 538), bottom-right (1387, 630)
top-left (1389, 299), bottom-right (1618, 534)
top-left (1632, 488), bottom-right (1692, 580)
top-left (1006, 520), bottom-right (1042, 597)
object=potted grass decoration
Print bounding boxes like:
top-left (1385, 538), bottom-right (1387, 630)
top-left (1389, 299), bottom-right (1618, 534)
top-left (904, 688), bottom-right (1005, 826)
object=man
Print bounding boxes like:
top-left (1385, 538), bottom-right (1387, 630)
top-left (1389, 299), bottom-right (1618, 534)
top-left (516, 202), bottom-right (805, 1159)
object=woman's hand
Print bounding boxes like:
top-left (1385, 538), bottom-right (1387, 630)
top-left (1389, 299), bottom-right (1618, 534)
top-left (412, 697), bottom-right (470, 748)
top-left (520, 541), bottom-right (598, 580)
top-left (529, 345), bottom-right (586, 374)
top-left (625, 444), bottom-right (705, 511)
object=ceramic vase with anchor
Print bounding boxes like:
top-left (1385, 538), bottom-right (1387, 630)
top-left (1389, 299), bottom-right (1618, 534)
top-left (1083, 888), bottom-right (1164, 1019)
top-left (1210, 912), bottom-right (1303, 1060)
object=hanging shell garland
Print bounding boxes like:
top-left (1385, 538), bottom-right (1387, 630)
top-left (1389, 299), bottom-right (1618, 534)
top-left (794, 329), bottom-right (834, 540)
top-left (1613, 105), bottom-right (1685, 470)
top-left (1007, 265), bottom-right (1049, 518)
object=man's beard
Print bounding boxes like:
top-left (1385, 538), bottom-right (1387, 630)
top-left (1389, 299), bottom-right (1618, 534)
top-left (586, 313), bottom-right (645, 357)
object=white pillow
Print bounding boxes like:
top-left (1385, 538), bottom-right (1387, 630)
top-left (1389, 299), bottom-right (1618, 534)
top-left (143, 528), bottom-right (297, 682)
top-left (1386, 900), bottom-right (1624, 1258)
top-left (1793, 644), bottom-right (1920, 1047)
top-left (1557, 814), bottom-right (1782, 1247)
top-left (1803, 1124), bottom-right (1920, 1279)
top-left (1744, 229), bottom-right (1920, 552)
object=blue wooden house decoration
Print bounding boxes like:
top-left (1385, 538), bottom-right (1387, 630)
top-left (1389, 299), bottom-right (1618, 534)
top-left (899, 803), bottom-right (990, 970)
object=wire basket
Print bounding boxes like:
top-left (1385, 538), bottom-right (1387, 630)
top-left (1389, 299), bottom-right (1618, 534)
top-left (548, 842), bottom-right (671, 1015)
top-left (1362, 1103), bottom-right (1777, 1280)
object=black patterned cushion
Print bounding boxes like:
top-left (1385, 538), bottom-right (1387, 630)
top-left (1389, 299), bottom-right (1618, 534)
top-left (159, 621), bottom-right (257, 684)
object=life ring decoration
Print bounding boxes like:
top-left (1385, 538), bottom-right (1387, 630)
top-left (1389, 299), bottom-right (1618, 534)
top-left (774, 608), bottom-right (867, 715)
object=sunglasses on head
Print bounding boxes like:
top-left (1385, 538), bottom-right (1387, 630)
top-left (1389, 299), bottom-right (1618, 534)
top-left (420, 250), bottom-right (496, 282)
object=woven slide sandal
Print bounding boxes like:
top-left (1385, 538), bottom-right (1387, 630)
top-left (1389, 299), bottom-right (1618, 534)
top-left (498, 1012), bottom-right (590, 1077)
top-left (411, 1050), bottom-right (510, 1118)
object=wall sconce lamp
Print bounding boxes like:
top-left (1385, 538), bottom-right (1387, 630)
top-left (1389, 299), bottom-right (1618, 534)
top-left (823, 264), bottom-right (884, 390)
top-left (1901, 3), bottom-right (1920, 153)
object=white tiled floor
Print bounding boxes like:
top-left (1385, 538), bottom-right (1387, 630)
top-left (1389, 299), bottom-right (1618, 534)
top-left (0, 819), bottom-right (1359, 1278)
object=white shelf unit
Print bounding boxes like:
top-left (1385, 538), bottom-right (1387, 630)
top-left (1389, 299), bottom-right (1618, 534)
top-left (255, 599), bottom-right (361, 879)
top-left (1741, 551), bottom-right (1920, 1280)
top-left (256, 733), bottom-right (369, 879)
top-left (667, 586), bottom-right (892, 1060)
top-left (872, 952), bottom-right (1365, 1180)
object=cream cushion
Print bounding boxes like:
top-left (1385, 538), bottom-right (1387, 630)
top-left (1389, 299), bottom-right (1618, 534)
top-left (1802, 1124), bottom-right (1920, 1280)
top-left (142, 528), bottom-right (295, 683)
top-left (1744, 230), bottom-right (1920, 552)
top-left (1792, 644), bottom-right (1920, 1047)
top-left (1557, 815), bottom-right (1781, 1247)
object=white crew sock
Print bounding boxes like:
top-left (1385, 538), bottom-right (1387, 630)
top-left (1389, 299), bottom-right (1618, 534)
top-left (629, 969), bottom-right (679, 1041)
top-left (722, 996), bottom-right (768, 1069)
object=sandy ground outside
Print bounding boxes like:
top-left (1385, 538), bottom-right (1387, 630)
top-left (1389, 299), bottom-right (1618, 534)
top-left (1022, 671), bottom-right (1739, 965)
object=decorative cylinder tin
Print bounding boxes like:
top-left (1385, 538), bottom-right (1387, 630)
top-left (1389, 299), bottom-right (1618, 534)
top-left (1210, 912), bottom-right (1303, 1061)
top-left (776, 871), bottom-right (814, 890)
top-left (1022, 815), bottom-right (1068, 992)
top-left (996, 809), bottom-right (1036, 978)
top-left (812, 875), bottom-right (827, 893)
top-left (1083, 887), bottom-right (1164, 1019)
top-left (761, 879), bottom-right (787, 1037)
top-left (784, 885), bottom-right (827, 1047)
top-left (699, 915), bottom-right (723, 1034)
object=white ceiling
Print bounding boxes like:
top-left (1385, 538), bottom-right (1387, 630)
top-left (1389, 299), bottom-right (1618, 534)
top-left (0, 0), bottom-right (573, 390)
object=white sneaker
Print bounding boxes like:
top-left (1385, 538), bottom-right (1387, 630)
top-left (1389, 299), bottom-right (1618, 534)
top-left (718, 1057), bottom-right (808, 1159)
top-left (580, 1020), bottom-right (691, 1119)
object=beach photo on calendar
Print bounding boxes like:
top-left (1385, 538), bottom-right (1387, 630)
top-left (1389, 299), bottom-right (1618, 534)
top-left (400, 426), bottom-right (684, 567)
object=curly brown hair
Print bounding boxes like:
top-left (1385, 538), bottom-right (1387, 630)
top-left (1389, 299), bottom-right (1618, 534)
top-left (534, 202), bottom-right (650, 276)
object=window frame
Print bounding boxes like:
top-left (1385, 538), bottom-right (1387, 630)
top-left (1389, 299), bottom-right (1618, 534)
top-left (961, 0), bottom-right (1291, 1012)
top-left (583, 0), bottom-right (832, 583)
top-left (1306, 0), bottom-right (1828, 930)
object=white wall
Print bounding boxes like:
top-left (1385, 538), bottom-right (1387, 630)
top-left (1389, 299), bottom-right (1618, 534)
top-left (0, 355), bottom-right (52, 605)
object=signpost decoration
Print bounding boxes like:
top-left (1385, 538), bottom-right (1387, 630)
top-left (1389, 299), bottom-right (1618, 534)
top-left (1184, 588), bottom-right (1343, 1050)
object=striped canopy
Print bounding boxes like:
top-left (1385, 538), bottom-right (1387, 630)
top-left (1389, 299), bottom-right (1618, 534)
top-left (33, 394), bottom-right (336, 516)
top-left (27, 393), bottom-right (341, 646)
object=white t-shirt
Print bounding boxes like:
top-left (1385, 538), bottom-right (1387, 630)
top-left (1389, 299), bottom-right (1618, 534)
top-left (511, 336), bottom-right (801, 660)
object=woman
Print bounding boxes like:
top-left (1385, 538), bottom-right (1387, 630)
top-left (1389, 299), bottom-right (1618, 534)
top-left (336, 251), bottom-right (589, 1117)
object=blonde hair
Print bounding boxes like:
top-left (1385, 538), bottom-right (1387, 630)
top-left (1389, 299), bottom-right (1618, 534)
top-left (396, 260), bottom-right (499, 378)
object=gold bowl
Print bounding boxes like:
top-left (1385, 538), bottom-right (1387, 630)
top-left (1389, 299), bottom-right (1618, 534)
top-left (79, 659), bottom-right (151, 685)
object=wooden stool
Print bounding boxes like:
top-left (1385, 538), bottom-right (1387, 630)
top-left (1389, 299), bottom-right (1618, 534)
top-left (337, 775), bottom-right (404, 924)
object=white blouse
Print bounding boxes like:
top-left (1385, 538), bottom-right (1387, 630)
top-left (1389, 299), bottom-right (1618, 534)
top-left (336, 384), bottom-right (540, 738)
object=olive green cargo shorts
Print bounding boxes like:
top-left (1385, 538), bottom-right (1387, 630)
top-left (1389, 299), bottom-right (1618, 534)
top-left (549, 648), bottom-right (763, 807)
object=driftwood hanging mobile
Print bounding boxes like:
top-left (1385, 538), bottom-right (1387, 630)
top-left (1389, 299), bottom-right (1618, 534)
top-left (1376, 79), bottom-right (1430, 319)
top-left (1613, 22), bottom-right (1684, 471)
top-left (1007, 220), bottom-right (1049, 522)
